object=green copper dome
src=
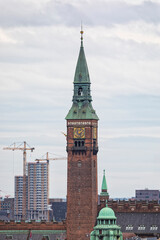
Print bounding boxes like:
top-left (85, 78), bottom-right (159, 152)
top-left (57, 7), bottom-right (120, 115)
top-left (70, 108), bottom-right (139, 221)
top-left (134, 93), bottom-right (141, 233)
top-left (97, 206), bottom-right (116, 220)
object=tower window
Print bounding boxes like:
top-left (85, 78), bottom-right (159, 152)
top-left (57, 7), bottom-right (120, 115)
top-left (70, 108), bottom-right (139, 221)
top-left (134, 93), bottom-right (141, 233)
top-left (74, 140), bottom-right (85, 148)
top-left (78, 87), bottom-right (83, 96)
top-left (78, 161), bottom-right (81, 167)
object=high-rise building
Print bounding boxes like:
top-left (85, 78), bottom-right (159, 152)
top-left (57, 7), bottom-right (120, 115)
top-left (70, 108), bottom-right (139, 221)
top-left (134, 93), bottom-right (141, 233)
top-left (14, 176), bottom-right (28, 221)
top-left (136, 189), bottom-right (160, 203)
top-left (27, 162), bottom-right (49, 221)
top-left (66, 30), bottom-right (99, 240)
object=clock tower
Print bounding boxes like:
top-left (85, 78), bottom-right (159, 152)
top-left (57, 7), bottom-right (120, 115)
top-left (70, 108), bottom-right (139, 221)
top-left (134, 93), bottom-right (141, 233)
top-left (66, 30), bottom-right (99, 240)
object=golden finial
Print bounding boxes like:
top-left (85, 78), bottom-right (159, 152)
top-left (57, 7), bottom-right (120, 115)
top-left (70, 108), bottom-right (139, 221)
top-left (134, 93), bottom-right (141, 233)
top-left (80, 22), bottom-right (83, 41)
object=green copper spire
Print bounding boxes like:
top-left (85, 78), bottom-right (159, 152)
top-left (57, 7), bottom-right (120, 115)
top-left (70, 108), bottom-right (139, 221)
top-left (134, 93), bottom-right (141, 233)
top-left (66, 29), bottom-right (98, 120)
top-left (100, 170), bottom-right (109, 196)
top-left (74, 28), bottom-right (90, 84)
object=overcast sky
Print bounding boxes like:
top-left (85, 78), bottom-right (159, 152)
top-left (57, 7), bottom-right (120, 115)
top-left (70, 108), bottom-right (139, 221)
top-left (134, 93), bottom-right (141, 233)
top-left (0, 0), bottom-right (160, 199)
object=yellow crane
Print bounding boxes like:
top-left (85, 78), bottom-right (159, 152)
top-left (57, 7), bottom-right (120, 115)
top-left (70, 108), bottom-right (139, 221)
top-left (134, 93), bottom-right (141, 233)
top-left (35, 152), bottom-right (67, 163)
top-left (3, 141), bottom-right (35, 220)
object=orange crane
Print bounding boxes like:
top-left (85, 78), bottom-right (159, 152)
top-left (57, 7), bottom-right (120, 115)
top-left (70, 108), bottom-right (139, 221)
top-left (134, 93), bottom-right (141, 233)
top-left (3, 141), bottom-right (35, 220)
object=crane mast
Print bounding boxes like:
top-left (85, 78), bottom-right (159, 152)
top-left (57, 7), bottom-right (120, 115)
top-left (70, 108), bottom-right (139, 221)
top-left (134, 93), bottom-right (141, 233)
top-left (3, 141), bottom-right (35, 220)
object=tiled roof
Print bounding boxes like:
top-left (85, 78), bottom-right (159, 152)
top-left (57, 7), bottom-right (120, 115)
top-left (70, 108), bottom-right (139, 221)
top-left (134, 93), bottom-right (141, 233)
top-left (116, 212), bottom-right (160, 234)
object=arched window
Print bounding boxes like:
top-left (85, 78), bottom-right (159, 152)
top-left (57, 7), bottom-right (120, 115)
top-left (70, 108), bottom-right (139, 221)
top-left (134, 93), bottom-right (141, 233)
top-left (78, 87), bottom-right (83, 96)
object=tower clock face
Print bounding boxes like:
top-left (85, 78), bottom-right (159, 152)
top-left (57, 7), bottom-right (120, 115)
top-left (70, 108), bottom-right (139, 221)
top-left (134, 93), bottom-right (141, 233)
top-left (74, 128), bottom-right (85, 138)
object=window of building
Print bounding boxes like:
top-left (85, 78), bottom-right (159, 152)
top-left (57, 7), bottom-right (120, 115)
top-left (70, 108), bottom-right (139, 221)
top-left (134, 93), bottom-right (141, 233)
top-left (42, 236), bottom-right (49, 240)
top-left (126, 225), bottom-right (133, 231)
top-left (74, 140), bottom-right (85, 148)
top-left (138, 225), bottom-right (145, 230)
top-left (5, 235), bottom-right (13, 239)
top-left (150, 225), bottom-right (158, 231)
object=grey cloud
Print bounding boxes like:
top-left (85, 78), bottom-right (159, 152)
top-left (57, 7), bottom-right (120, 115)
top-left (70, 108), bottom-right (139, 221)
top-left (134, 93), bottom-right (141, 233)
top-left (0, 0), bottom-right (83, 27)
top-left (0, 0), bottom-right (160, 28)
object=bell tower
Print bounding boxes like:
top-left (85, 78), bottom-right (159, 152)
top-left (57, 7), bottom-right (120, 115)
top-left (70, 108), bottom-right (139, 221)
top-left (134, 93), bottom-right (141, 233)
top-left (66, 29), bottom-right (99, 240)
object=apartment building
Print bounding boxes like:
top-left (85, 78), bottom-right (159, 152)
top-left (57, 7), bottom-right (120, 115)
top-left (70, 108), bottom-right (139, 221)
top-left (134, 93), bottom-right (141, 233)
top-left (27, 162), bottom-right (49, 221)
top-left (14, 176), bottom-right (28, 220)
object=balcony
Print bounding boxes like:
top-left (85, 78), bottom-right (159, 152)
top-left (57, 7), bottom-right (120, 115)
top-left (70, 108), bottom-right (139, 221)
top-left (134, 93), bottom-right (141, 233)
top-left (71, 146), bottom-right (87, 152)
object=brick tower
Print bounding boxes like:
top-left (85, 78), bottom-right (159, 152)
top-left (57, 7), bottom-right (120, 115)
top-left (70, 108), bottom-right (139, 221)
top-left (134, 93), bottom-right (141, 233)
top-left (65, 30), bottom-right (99, 240)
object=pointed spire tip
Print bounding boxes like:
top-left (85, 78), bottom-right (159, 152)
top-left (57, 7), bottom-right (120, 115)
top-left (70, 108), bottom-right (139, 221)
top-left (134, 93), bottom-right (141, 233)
top-left (80, 22), bottom-right (84, 46)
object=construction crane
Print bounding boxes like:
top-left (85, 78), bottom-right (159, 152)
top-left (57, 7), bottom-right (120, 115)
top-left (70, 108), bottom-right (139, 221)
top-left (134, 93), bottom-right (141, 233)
top-left (3, 141), bottom-right (35, 220)
top-left (3, 141), bottom-right (35, 176)
top-left (35, 152), bottom-right (67, 163)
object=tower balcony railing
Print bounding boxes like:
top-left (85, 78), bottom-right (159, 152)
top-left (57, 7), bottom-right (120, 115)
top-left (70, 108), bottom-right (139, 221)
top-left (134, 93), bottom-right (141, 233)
top-left (66, 146), bottom-right (87, 152)
top-left (71, 146), bottom-right (87, 151)
top-left (66, 146), bottom-right (98, 153)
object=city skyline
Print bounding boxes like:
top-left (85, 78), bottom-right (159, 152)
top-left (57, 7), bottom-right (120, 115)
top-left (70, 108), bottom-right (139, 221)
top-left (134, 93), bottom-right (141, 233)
top-left (0, 0), bottom-right (160, 199)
